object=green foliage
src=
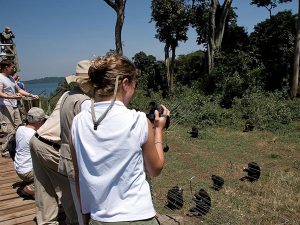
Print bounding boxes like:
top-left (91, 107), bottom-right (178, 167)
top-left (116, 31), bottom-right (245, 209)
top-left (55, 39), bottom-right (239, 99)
top-left (285, 98), bottom-right (300, 120)
top-left (46, 79), bottom-right (71, 114)
top-left (151, 0), bottom-right (190, 45)
top-left (251, 0), bottom-right (292, 10)
top-left (222, 24), bottom-right (250, 53)
top-left (190, 0), bottom-right (236, 46)
top-left (175, 51), bottom-right (206, 86)
top-left (129, 89), bottom-right (165, 113)
top-left (249, 10), bottom-right (296, 90)
top-left (189, 0), bottom-right (210, 46)
top-left (132, 52), bottom-right (168, 97)
top-left (209, 50), bottom-right (264, 107)
top-left (232, 90), bottom-right (293, 131)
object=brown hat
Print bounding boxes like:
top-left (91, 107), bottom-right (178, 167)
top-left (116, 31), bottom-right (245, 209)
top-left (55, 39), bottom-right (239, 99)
top-left (65, 60), bottom-right (91, 84)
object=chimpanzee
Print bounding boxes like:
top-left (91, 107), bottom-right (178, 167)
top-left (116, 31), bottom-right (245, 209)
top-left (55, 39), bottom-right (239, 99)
top-left (165, 186), bottom-right (184, 210)
top-left (240, 162), bottom-right (261, 182)
top-left (188, 126), bottom-right (198, 138)
top-left (187, 189), bottom-right (211, 217)
top-left (211, 175), bottom-right (224, 191)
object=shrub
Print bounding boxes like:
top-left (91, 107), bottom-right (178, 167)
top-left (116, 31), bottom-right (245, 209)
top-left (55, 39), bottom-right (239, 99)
top-left (232, 90), bottom-right (292, 131)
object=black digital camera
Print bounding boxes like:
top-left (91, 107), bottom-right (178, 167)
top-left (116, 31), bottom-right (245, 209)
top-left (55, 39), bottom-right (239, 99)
top-left (146, 101), bottom-right (170, 129)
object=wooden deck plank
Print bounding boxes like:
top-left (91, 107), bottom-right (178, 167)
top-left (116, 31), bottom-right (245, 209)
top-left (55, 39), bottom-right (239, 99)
top-left (0, 197), bottom-right (34, 211)
top-left (0, 204), bottom-right (35, 217)
top-left (0, 188), bottom-right (16, 196)
top-left (0, 214), bottom-right (36, 225)
top-left (0, 156), bottom-right (36, 225)
top-left (0, 208), bottom-right (35, 222)
top-left (0, 176), bottom-right (17, 184)
top-left (0, 193), bottom-right (19, 201)
top-left (16, 221), bottom-right (36, 225)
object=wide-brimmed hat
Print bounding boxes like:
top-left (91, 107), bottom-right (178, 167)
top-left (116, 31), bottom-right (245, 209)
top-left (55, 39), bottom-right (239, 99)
top-left (65, 60), bottom-right (91, 84)
top-left (27, 107), bottom-right (48, 123)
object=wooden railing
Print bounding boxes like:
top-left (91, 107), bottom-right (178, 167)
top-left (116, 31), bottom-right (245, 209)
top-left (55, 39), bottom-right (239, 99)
top-left (0, 43), bottom-right (20, 72)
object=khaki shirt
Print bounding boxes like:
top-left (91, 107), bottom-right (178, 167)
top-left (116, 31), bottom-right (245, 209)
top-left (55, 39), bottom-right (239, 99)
top-left (37, 92), bottom-right (68, 143)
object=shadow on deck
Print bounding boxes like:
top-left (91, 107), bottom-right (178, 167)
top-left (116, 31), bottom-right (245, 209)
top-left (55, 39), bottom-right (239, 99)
top-left (0, 156), bottom-right (36, 225)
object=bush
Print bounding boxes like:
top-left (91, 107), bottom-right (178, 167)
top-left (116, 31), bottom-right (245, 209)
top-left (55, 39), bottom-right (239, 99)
top-left (232, 90), bottom-right (292, 131)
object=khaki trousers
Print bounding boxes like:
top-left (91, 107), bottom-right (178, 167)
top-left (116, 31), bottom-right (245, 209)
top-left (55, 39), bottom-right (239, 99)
top-left (17, 170), bottom-right (35, 191)
top-left (30, 136), bottom-right (79, 225)
top-left (89, 217), bottom-right (159, 225)
top-left (58, 147), bottom-right (85, 225)
top-left (0, 105), bottom-right (21, 152)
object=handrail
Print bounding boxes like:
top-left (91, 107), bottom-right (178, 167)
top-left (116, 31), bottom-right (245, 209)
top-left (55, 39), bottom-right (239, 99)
top-left (0, 43), bottom-right (19, 71)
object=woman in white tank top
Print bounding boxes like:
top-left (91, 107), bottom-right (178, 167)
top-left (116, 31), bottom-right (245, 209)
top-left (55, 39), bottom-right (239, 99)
top-left (70, 55), bottom-right (170, 225)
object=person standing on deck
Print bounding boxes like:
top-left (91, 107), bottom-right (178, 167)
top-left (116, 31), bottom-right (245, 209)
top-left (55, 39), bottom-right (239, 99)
top-left (1, 27), bottom-right (15, 55)
top-left (13, 73), bottom-right (27, 122)
top-left (70, 55), bottom-right (170, 225)
top-left (58, 60), bottom-right (91, 225)
top-left (0, 60), bottom-right (38, 157)
top-left (29, 60), bottom-right (91, 225)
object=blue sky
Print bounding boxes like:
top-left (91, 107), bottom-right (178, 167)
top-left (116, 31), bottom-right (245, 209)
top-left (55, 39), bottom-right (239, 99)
top-left (0, 0), bottom-right (297, 80)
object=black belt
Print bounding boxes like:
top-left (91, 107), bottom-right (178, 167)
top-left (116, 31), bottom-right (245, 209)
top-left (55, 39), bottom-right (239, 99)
top-left (34, 133), bottom-right (61, 149)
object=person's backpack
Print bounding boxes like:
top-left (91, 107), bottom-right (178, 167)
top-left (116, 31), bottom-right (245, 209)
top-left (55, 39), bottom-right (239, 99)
top-left (7, 135), bottom-right (16, 161)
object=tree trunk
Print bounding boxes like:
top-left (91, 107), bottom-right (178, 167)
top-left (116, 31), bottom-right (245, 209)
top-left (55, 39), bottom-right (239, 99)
top-left (115, 6), bottom-right (124, 55)
top-left (103, 0), bottom-right (126, 55)
top-left (164, 43), bottom-right (171, 94)
top-left (170, 44), bottom-right (177, 93)
top-left (207, 0), bottom-right (232, 73)
top-left (207, 0), bottom-right (217, 73)
top-left (290, 0), bottom-right (300, 97)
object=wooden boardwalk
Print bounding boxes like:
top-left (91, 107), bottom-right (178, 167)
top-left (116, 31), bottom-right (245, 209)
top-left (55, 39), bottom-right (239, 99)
top-left (0, 156), bottom-right (36, 225)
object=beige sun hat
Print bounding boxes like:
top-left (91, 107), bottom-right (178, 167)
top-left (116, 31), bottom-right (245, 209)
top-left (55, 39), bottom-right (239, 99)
top-left (65, 60), bottom-right (91, 84)
top-left (27, 107), bottom-right (48, 123)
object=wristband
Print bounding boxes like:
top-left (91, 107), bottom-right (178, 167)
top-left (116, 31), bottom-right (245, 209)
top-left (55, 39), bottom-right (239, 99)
top-left (155, 141), bottom-right (163, 144)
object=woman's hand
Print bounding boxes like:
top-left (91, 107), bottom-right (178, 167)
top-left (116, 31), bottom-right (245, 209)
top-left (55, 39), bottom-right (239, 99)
top-left (154, 104), bottom-right (170, 130)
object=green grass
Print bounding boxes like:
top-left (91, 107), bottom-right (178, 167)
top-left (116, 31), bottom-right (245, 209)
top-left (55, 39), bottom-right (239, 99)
top-left (151, 122), bottom-right (300, 225)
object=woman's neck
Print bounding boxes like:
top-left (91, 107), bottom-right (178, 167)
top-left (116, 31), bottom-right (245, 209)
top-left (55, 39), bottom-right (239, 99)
top-left (94, 95), bottom-right (123, 103)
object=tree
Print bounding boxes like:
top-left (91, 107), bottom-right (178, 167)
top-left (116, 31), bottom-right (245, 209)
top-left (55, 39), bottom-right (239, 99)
top-left (250, 11), bottom-right (296, 91)
top-left (222, 24), bottom-right (250, 53)
top-left (103, 0), bottom-right (127, 55)
top-left (291, 0), bottom-right (300, 97)
top-left (151, 0), bottom-right (190, 94)
top-left (190, 0), bottom-right (233, 73)
top-left (176, 51), bottom-right (206, 85)
top-left (132, 52), bottom-right (163, 96)
top-left (250, 0), bottom-right (292, 18)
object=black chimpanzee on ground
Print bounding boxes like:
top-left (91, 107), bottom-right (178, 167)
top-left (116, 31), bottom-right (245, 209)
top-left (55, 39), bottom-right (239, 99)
top-left (165, 186), bottom-right (184, 210)
top-left (188, 126), bottom-right (198, 138)
top-left (240, 162), bottom-right (261, 182)
top-left (187, 189), bottom-right (211, 217)
top-left (211, 175), bottom-right (224, 191)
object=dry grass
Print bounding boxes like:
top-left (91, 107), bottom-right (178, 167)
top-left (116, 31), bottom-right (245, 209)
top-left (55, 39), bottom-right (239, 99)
top-left (151, 123), bottom-right (300, 225)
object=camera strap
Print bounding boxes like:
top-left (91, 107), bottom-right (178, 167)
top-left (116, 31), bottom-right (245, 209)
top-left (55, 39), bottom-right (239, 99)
top-left (91, 75), bottom-right (120, 131)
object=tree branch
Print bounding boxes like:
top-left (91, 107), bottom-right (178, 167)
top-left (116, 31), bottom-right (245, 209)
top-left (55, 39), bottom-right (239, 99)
top-left (103, 0), bottom-right (117, 11)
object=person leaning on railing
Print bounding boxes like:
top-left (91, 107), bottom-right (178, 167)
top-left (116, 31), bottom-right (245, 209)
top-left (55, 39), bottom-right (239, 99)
top-left (0, 60), bottom-right (38, 157)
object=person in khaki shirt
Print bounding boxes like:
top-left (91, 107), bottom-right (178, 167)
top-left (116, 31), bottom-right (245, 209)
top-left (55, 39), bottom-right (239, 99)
top-left (29, 60), bottom-right (91, 225)
top-left (30, 92), bottom-right (79, 225)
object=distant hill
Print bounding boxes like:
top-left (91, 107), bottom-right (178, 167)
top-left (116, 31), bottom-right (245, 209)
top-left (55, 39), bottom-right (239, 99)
top-left (25, 77), bottom-right (65, 84)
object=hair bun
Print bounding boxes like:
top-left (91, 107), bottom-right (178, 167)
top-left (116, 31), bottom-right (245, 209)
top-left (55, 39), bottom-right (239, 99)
top-left (91, 56), bottom-right (108, 70)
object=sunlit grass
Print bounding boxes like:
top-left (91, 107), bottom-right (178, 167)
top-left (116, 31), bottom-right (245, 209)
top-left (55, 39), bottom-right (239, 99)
top-left (152, 122), bottom-right (300, 225)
